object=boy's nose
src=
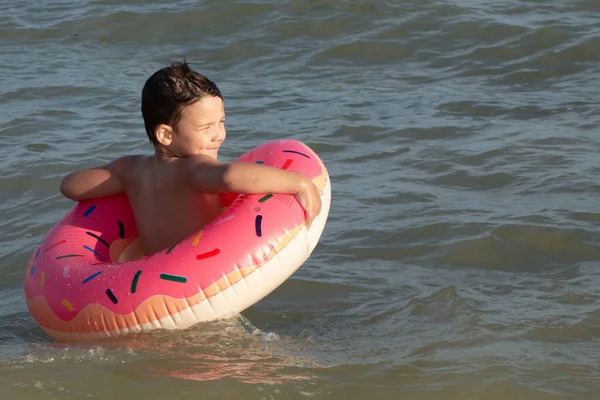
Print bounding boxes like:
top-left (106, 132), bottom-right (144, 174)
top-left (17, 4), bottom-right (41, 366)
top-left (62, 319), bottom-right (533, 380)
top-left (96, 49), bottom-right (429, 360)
top-left (214, 127), bottom-right (226, 142)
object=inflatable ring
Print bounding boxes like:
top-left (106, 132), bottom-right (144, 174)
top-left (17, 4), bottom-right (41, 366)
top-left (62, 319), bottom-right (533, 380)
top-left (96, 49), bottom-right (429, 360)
top-left (24, 140), bottom-right (331, 342)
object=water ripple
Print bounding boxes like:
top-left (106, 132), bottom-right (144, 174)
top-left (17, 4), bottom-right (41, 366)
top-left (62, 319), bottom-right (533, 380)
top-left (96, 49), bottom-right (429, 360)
top-left (2, 0), bottom-right (600, 397)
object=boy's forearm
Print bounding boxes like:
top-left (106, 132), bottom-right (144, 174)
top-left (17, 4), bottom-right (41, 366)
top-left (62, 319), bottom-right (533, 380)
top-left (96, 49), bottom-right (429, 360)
top-left (194, 161), bottom-right (309, 195)
top-left (223, 162), bottom-right (309, 195)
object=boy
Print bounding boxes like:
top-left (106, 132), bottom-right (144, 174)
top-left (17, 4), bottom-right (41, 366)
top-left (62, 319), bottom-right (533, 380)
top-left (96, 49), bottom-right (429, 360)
top-left (60, 61), bottom-right (322, 256)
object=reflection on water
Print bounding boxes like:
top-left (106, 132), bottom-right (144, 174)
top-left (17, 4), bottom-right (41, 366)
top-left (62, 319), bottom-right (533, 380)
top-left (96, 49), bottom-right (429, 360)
top-left (8, 315), bottom-right (320, 387)
top-left (133, 316), bottom-right (320, 385)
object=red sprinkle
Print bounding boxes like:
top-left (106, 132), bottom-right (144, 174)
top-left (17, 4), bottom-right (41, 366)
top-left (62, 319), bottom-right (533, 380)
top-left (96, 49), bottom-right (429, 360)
top-left (196, 248), bottom-right (221, 260)
top-left (282, 159), bottom-right (293, 170)
top-left (45, 240), bottom-right (66, 252)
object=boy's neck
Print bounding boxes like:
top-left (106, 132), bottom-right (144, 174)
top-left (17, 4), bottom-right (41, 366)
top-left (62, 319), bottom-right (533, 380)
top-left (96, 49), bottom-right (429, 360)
top-left (152, 146), bottom-right (220, 162)
top-left (153, 146), bottom-right (180, 161)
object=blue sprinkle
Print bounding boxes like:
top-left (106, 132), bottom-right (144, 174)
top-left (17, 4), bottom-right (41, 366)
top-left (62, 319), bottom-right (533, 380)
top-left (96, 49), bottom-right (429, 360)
top-left (30, 266), bottom-right (35, 277)
top-left (83, 245), bottom-right (107, 261)
top-left (255, 160), bottom-right (264, 164)
top-left (35, 248), bottom-right (40, 259)
top-left (166, 243), bottom-right (179, 254)
top-left (82, 271), bottom-right (102, 284)
top-left (255, 215), bottom-right (263, 237)
top-left (118, 221), bottom-right (125, 238)
top-left (83, 205), bottom-right (97, 217)
top-left (106, 289), bottom-right (118, 304)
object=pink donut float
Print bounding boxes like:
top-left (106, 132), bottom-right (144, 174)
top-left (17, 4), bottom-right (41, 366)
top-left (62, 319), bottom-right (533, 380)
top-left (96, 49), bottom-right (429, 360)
top-left (24, 140), bottom-right (331, 342)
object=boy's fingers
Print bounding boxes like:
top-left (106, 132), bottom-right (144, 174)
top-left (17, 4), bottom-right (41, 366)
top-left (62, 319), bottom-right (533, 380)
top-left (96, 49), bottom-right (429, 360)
top-left (307, 212), bottom-right (314, 230)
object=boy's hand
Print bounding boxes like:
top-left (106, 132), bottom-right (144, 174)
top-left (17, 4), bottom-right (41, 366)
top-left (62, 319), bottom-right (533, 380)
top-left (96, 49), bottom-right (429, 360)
top-left (294, 177), bottom-right (322, 230)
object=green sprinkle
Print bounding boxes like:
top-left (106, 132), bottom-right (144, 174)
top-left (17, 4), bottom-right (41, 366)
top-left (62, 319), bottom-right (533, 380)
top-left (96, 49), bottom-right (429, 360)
top-left (131, 270), bottom-right (142, 293)
top-left (159, 273), bottom-right (187, 283)
top-left (258, 194), bottom-right (273, 203)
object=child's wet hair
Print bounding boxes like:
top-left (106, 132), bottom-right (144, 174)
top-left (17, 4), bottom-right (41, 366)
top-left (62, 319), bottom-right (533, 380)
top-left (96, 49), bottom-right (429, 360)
top-left (141, 61), bottom-right (222, 145)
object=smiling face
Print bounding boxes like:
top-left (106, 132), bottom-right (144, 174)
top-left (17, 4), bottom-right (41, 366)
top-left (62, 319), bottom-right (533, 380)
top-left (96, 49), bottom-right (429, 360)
top-left (155, 95), bottom-right (226, 159)
top-left (141, 61), bottom-right (224, 156)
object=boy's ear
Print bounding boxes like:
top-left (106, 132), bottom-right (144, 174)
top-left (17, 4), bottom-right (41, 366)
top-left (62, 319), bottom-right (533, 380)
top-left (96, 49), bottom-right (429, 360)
top-left (155, 124), bottom-right (174, 146)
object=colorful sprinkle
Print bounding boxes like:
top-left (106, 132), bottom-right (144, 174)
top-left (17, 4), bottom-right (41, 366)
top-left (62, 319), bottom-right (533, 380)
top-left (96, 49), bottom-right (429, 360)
top-left (63, 266), bottom-right (70, 278)
top-left (166, 243), bottom-right (179, 254)
top-left (258, 194), bottom-right (273, 203)
top-left (82, 271), bottom-right (102, 284)
top-left (255, 160), bottom-right (264, 164)
top-left (35, 248), bottom-right (40, 259)
top-left (131, 270), bottom-right (142, 294)
top-left (45, 240), bottom-right (66, 252)
top-left (196, 248), bottom-right (221, 260)
top-left (282, 159), bottom-right (293, 170)
top-left (118, 221), bottom-right (125, 238)
top-left (56, 254), bottom-right (84, 259)
top-left (106, 289), bottom-right (118, 304)
top-left (255, 215), bottom-right (263, 237)
top-left (40, 271), bottom-right (45, 287)
top-left (159, 274), bottom-right (187, 283)
top-left (83, 205), bottom-right (97, 216)
top-left (192, 231), bottom-right (203, 246)
top-left (282, 149), bottom-right (310, 158)
top-left (83, 245), bottom-right (107, 260)
top-left (62, 299), bottom-right (74, 311)
top-left (29, 266), bottom-right (35, 277)
top-left (85, 232), bottom-right (110, 248)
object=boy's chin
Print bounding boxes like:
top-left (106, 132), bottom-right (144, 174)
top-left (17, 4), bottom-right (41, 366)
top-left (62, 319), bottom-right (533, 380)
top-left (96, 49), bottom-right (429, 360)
top-left (184, 149), bottom-right (218, 158)
top-left (203, 148), bottom-right (219, 157)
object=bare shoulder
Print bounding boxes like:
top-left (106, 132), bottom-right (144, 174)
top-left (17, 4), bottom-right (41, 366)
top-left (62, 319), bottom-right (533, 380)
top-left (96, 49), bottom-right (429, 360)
top-left (105, 155), bottom-right (146, 180)
top-left (184, 154), bottom-right (221, 166)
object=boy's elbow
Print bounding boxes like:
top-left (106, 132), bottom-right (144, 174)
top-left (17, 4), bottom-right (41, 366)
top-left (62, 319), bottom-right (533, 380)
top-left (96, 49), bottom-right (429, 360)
top-left (59, 183), bottom-right (73, 200)
top-left (59, 177), bottom-right (79, 201)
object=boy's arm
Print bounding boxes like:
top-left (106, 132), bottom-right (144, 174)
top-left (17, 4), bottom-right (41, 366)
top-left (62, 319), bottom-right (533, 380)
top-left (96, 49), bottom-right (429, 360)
top-left (60, 156), bottom-right (134, 201)
top-left (186, 156), bottom-right (306, 194)
top-left (185, 156), bottom-right (322, 227)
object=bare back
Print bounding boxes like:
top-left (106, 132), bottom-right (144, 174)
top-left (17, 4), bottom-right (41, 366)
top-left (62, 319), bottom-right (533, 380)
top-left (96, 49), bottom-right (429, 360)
top-left (120, 156), bottom-right (222, 255)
